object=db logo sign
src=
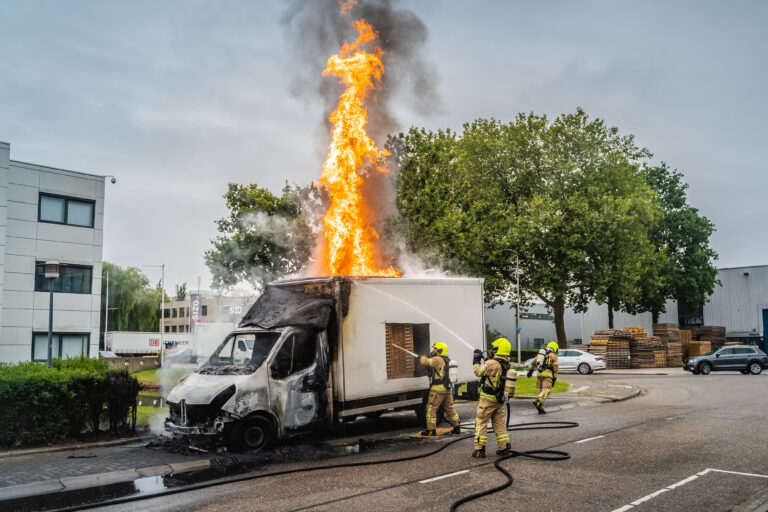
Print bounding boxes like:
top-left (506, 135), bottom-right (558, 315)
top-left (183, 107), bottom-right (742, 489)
top-left (149, 338), bottom-right (160, 347)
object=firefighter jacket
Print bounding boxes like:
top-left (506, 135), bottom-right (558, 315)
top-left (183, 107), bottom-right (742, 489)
top-left (539, 352), bottom-right (559, 379)
top-left (473, 356), bottom-right (510, 402)
top-left (420, 355), bottom-right (451, 391)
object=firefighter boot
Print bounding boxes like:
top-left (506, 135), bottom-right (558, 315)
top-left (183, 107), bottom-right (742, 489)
top-left (472, 447), bottom-right (486, 458)
top-left (534, 400), bottom-right (546, 414)
top-left (496, 446), bottom-right (511, 456)
top-left (451, 425), bottom-right (462, 434)
top-left (421, 429), bottom-right (437, 437)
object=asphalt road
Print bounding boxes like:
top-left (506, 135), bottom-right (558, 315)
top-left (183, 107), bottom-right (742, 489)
top-left (101, 371), bottom-right (768, 512)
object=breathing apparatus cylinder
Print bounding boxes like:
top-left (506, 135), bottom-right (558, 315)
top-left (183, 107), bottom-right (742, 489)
top-left (449, 359), bottom-right (459, 385)
top-left (504, 367), bottom-right (516, 395)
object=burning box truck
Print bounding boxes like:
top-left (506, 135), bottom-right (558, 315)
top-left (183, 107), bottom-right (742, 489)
top-left (165, 276), bottom-right (486, 451)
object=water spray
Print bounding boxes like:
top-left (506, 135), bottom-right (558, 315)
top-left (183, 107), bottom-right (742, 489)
top-left (391, 343), bottom-right (418, 358)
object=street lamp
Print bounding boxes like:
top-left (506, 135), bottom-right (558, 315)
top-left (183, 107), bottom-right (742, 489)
top-left (44, 261), bottom-right (62, 368)
top-left (143, 264), bottom-right (165, 368)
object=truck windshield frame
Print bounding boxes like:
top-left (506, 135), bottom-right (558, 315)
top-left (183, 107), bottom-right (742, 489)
top-left (198, 331), bottom-right (282, 375)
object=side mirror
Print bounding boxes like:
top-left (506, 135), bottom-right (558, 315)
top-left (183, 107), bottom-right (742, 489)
top-left (715, 353), bottom-right (720, 358)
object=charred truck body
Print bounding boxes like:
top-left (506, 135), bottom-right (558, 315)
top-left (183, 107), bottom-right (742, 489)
top-left (165, 276), bottom-right (486, 451)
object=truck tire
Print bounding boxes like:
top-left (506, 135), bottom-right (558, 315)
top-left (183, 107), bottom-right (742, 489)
top-left (227, 416), bottom-right (276, 453)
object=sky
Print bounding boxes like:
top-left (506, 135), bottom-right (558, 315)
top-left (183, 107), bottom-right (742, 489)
top-left (1, 0), bottom-right (766, 293)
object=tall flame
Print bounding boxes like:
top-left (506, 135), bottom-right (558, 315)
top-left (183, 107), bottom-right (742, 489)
top-left (318, 16), bottom-right (400, 277)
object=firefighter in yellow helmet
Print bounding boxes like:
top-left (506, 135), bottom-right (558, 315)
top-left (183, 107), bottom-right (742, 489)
top-left (418, 342), bottom-right (460, 436)
top-left (471, 337), bottom-right (515, 457)
top-left (527, 341), bottom-right (559, 414)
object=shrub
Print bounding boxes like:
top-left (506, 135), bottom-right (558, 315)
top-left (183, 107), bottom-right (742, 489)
top-left (0, 357), bottom-right (139, 447)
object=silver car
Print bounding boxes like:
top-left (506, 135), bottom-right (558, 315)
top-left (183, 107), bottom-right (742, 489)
top-left (522, 349), bottom-right (605, 374)
top-left (558, 349), bottom-right (606, 374)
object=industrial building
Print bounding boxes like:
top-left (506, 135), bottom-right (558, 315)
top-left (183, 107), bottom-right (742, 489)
top-left (486, 265), bottom-right (768, 351)
top-left (0, 141), bottom-right (107, 363)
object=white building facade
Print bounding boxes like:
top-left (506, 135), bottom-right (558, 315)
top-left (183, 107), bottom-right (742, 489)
top-left (0, 141), bottom-right (105, 363)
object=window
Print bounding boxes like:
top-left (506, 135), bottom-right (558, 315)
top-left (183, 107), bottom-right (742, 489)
top-left (202, 305), bottom-right (208, 316)
top-left (179, 308), bottom-right (185, 318)
top-left (164, 325), bottom-right (170, 333)
top-left (32, 333), bottom-right (89, 361)
top-left (39, 193), bottom-right (94, 228)
top-left (385, 323), bottom-right (430, 380)
top-left (163, 308), bottom-right (170, 318)
top-left (34, 263), bottom-right (92, 294)
top-left (171, 326), bottom-right (177, 333)
top-left (734, 347), bottom-right (756, 354)
top-left (270, 332), bottom-right (317, 380)
top-left (718, 348), bottom-right (735, 355)
top-left (172, 308), bottom-right (178, 318)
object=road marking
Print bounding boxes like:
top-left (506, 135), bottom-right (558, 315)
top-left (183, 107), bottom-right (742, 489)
top-left (610, 468), bottom-right (768, 511)
top-left (571, 386), bottom-right (588, 392)
top-left (574, 435), bottom-right (604, 444)
top-left (419, 470), bottom-right (469, 483)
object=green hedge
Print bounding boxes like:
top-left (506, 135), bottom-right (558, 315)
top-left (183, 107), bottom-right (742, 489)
top-left (0, 357), bottom-right (139, 447)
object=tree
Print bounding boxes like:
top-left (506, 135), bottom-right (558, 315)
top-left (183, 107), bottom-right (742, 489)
top-left (634, 163), bottom-right (719, 323)
top-left (174, 282), bottom-right (188, 301)
top-left (205, 183), bottom-right (313, 289)
top-left (394, 109), bottom-right (663, 345)
top-left (100, 262), bottom-right (167, 332)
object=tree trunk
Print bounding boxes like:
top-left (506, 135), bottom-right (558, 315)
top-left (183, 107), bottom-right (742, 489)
top-left (553, 295), bottom-right (568, 348)
top-left (607, 288), bottom-right (615, 329)
top-left (652, 308), bottom-right (659, 325)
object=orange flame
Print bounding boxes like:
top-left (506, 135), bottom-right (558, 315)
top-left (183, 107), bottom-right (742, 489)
top-left (318, 17), bottom-right (401, 277)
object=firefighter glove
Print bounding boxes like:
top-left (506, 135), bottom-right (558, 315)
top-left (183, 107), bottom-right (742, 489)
top-left (526, 369), bottom-right (533, 378)
top-left (472, 349), bottom-right (483, 365)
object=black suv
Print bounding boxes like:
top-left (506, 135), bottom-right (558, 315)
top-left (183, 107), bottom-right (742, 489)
top-left (684, 345), bottom-right (768, 375)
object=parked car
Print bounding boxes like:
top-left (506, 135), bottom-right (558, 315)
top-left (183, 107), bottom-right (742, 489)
top-left (684, 345), bottom-right (768, 375)
top-left (522, 349), bottom-right (605, 375)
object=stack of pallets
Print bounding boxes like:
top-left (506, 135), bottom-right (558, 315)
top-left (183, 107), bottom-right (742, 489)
top-left (688, 340), bottom-right (712, 357)
top-left (654, 349), bottom-right (667, 367)
top-left (590, 329), bottom-right (631, 369)
top-left (653, 323), bottom-right (683, 367)
top-left (696, 326), bottom-right (726, 351)
top-left (679, 329), bottom-right (693, 359)
top-left (627, 327), bottom-right (657, 368)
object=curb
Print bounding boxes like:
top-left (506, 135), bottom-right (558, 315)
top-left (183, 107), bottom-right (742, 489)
top-left (0, 435), bottom-right (154, 459)
top-left (0, 459), bottom-right (211, 501)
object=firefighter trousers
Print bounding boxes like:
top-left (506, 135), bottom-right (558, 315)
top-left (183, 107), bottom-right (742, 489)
top-left (473, 398), bottom-right (509, 450)
top-left (536, 376), bottom-right (554, 406)
top-left (426, 389), bottom-right (459, 430)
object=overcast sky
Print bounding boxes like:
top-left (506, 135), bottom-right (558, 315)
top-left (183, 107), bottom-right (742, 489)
top-left (1, 0), bottom-right (766, 293)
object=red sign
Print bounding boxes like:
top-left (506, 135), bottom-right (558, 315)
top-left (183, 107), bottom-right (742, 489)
top-left (149, 338), bottom-right (160, 347)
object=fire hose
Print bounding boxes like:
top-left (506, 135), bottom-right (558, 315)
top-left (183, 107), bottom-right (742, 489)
top-left (54, 419), bottom-right (577, 512)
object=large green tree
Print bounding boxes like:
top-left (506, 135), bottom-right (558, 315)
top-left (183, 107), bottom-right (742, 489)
top-left (100, 262), bottom-right (166, 332)
top-left (394, 109), bottom-right (663, 345)
top-left (632, 163), bottom-right (719, 323)
top-left (205, 183), bottom-right (313, 289)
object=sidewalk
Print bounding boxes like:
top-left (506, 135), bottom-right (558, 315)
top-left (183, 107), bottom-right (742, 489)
top-left (0, 378), bottom-right (642, 504)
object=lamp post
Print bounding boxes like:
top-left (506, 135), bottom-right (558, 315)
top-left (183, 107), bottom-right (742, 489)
top-left (44, 261), bottom-right (62, 368)
top-left (143, 264), bottom-right (165, 368)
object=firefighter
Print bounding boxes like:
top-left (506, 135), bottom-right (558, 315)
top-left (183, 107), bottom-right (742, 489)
top-left (418, 342), bottom-right (460, 436)
top-left (471, 337), bottom-right (513, 458)
top-left (527, 341), bottom-right (559, 414)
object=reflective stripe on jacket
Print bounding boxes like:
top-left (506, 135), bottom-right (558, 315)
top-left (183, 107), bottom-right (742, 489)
top-left (420, 355), bottom-right (450, 391)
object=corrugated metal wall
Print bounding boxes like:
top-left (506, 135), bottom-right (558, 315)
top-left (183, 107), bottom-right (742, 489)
top-left (703, 266), bottom-right (768, 336)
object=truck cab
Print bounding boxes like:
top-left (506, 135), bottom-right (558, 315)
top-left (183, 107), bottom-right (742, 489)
top-left (165, 326), bottom-right (332, 451)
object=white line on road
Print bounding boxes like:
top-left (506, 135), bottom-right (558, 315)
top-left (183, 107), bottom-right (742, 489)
top-left (574, 435), bottom-right (604, 444)
top-left (419, 470), bottom-right (469, 483)
top-left (571, 386), bottom-right (588, 392)
top-left (610, 468), bottom-right (768, 511)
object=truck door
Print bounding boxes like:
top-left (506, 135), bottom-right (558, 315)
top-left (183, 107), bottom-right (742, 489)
top-left (269, 329), bottom-right (329, 431)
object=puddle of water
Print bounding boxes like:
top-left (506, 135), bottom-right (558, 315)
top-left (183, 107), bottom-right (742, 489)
top-left (133, 475), bottom-right (167, 494)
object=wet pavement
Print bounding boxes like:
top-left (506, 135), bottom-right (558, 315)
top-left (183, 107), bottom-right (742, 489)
top-left (0, 375), bottom-right (641, 506)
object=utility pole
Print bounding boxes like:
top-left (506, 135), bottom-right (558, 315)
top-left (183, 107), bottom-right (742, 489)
top-left (515, 254), bottom-right (521, 364)
top-left (104, 271), bottom-right (109, 349)
top-left (143, 263), bottom-right (166, 368)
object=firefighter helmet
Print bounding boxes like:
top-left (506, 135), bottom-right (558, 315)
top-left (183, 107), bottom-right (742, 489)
top-left (432, 342), bottom-right (448, 356)
top-left (547, 341), bottom-right (559, 353)
top-left (491, 338), bottom-right (512, 357)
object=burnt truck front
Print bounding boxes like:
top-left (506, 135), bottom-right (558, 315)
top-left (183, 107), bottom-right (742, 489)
top-left (165, 284), bottom-right (335, 451)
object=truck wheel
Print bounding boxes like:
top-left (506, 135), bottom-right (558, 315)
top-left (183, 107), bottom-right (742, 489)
top-left (227, 416), bottom-right (275, 453)
top-left (363, 411), bottom-right (383, 420)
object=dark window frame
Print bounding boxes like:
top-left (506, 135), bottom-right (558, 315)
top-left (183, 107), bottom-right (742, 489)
top-left (34, 261), bottom-right (93, 294)
top-left (31, 331), bottom-right (91, 362)
top-left (38, 192), bottom-right (96, 228)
